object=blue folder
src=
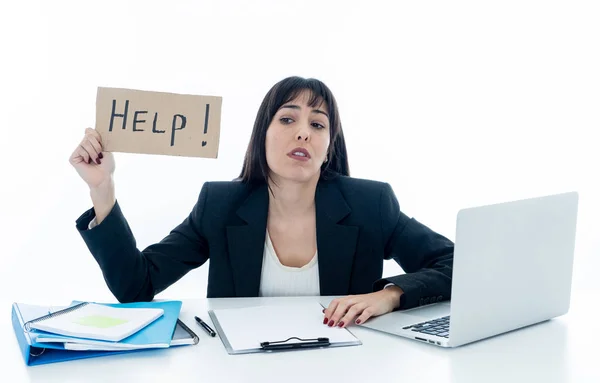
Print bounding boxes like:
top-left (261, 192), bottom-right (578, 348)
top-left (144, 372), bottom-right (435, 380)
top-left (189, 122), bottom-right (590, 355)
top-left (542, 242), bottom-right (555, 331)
top-left (12, 300), bottom-right (182, 366)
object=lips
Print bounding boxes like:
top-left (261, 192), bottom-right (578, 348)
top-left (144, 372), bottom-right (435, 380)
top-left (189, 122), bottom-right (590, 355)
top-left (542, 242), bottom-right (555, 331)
top-left (287, 147), bottom-right (311, 161)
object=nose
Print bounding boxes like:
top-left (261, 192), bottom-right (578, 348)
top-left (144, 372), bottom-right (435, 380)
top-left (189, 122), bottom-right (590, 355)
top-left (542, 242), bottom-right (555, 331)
top-left (295, 119), bottom-right (311, 142)
top-left (296, 126), bottom-right (310, 142)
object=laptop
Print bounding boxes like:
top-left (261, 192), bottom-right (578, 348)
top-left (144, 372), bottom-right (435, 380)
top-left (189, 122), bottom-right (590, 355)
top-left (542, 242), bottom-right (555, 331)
top-left (358, 191), bottom-right (579, 348)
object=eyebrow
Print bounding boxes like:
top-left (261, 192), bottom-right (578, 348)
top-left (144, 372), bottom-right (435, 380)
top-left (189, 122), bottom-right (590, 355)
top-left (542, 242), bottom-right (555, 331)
top-left (280, 104), bottom-right (329, 118)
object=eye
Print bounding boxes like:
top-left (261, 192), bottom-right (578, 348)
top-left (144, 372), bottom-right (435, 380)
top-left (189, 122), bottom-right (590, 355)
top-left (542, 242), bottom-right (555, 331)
top-left (311, 122), bottom-right (325, 129)
top-left (280, 117), bottom-right (294, 124)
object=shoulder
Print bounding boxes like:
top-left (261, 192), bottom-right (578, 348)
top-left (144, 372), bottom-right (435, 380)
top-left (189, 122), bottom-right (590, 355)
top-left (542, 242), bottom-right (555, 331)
top-left (326, 176), bottom-right (405, 229)
top-left (320, 175), bottom-right (395, 212)
top-left (331, 175), bottom-right (388, 189)
top-left (319, 175), bottom-right (402, 227)
top-left (202, 179), bottom-right (251, 194)
top-left (200, 179), bottom-right (254, 204)
top-left (192, 180), bottom-right (258, 225)
top-left (326, 175), bottom-right (391, 198)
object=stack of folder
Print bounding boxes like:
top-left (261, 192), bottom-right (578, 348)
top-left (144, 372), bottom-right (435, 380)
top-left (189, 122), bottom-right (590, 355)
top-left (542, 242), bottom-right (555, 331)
top-left (11, 300), bottom-right (198, 366)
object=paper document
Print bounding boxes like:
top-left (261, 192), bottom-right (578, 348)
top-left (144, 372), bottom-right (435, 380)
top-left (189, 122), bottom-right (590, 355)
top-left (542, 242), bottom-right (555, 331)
top-left (29, 303), bottom-right (163, 342)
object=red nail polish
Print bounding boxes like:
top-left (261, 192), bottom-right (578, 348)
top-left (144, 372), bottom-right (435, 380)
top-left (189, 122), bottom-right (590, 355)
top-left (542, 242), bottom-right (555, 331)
top-left (328, 320), bottom-right (334, 327)
top-left (98, 152), bottom-right (103, 159)
top-left (323, 317), bottom-right (328, 324)
top-left (338, 322), bottom-right (344, 327)
top-left (96, 158), bottom-right (101, 165)
top-left (88, 158), bottom-right (91, 164)
top-left (356, 319), bottom-right (362, 324)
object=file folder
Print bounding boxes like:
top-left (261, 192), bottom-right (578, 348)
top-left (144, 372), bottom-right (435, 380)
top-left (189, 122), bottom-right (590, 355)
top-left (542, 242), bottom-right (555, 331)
top-left (11, 300), bottom-right (187, 366)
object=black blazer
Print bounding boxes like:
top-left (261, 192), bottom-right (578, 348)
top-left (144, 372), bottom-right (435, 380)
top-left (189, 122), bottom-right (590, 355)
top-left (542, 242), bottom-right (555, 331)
top-left (76, 175), bottom-right (454, 310)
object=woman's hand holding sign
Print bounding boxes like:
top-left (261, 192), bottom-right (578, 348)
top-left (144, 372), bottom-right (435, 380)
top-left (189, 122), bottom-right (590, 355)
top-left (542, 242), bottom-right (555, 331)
top-left (69, 127), bottom-right (116, 224)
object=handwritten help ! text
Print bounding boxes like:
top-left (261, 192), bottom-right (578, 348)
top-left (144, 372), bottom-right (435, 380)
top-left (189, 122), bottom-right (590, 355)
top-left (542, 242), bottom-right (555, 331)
top-left (95, 87), bottom-right (222, 158)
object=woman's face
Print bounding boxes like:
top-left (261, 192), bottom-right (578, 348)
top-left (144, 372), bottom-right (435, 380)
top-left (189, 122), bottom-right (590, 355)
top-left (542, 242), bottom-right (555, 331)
top-left (265, 90), bottom-right (330, 184)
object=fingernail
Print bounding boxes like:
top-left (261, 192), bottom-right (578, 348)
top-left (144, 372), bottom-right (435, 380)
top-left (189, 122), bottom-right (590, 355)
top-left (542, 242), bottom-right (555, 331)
top-left (328, 320), bottom-right (334, 327)
top-left (96, 158), bottom-right (101, 165)
top-left (98, 152), bottom-right (103, 159)
top-left (322, 309), bottom-right (325, 313)
top-left (355, 319), bottom-right (362, 325)
top-left (323, 317), bottom-right (328, 324)
top-left (338, 322), bottom-right (344, 327)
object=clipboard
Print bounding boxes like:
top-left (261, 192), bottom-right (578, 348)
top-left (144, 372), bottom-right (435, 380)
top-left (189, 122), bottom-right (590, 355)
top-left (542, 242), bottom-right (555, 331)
top-left (207, 302), bottom-right (362, 355)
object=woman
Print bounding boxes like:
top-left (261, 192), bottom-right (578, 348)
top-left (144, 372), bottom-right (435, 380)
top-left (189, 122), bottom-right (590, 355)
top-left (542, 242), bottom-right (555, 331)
top-left (70, 76), bottom-right (454, 328)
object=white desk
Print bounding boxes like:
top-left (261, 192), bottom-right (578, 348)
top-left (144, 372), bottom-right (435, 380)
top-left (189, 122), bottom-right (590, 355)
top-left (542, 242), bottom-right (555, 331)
top-left (4, 292), bottom-right (599, 383)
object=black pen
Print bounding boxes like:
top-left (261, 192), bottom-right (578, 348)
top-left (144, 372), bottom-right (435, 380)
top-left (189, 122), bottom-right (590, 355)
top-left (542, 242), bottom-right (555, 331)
top-left (194, 316), bottom-right (216, 337)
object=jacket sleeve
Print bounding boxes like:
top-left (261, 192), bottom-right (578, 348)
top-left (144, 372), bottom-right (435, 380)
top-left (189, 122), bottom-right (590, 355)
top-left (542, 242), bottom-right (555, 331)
top-left (373, 183), bottom-right (454, 310)
top-left (75, 182), bottom-right (211, 303)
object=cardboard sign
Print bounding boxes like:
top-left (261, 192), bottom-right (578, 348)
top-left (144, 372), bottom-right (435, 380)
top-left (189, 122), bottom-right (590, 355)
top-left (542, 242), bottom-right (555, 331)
top-left (95, 87), bottom-right (222, 158)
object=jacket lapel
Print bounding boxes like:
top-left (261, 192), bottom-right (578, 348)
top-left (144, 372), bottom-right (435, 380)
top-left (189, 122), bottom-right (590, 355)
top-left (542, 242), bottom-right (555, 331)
top-left (226, 183), bottom-right (269, 297)
top-left (225, 179), bottom-right (359, 297)
top-left (315, 180), bottom-right (359, 296)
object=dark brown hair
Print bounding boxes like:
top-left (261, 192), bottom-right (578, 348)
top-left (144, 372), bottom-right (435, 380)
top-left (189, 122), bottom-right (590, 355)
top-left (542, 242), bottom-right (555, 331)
top-left (238, 76), bottom-right (350, 184)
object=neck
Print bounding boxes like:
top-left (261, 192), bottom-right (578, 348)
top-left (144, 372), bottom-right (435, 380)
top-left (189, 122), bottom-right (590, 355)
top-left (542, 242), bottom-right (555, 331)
top-left (267, 175), bottom-right (319, 218)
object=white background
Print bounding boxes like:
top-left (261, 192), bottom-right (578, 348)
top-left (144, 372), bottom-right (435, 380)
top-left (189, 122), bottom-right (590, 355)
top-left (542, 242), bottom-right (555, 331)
top-left (1, 0), bottom-right (598, 311)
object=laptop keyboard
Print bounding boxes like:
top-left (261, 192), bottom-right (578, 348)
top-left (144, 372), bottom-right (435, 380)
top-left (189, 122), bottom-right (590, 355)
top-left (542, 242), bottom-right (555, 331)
top-left (403, 316), bottom-right (450, 338)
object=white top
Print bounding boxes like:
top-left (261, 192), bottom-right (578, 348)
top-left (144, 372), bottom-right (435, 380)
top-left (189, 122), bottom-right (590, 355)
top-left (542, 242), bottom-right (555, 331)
top-left (258, 231), bottom-right (320, 297)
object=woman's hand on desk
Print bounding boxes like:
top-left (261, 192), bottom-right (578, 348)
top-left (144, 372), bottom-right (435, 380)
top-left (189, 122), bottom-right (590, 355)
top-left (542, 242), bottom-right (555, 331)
top-left (323, 286), bottom-right (404, 328)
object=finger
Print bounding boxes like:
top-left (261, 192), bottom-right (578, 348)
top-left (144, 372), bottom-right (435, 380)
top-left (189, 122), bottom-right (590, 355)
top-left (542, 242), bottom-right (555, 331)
top-left (85, 127), bottom-right (104, 157)
top-left (85, 134), bottom-right (103, 158)
top-left (70, 146), bottom-right (91, 165)
top-left (338, 303), bottom-right (368, 328)
top-left (329, 299), bottom-right (355, 327)
top-left (80, 139), bottom-right (101, 164)
top-left (323, 299), bottom-right (340, 325)
top-left (85, 127), bottom-right (102, 144)
top-left (354, 307), bottom-right (376, 325)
